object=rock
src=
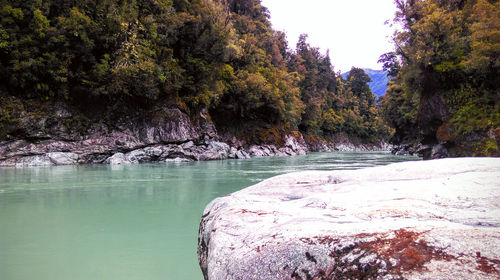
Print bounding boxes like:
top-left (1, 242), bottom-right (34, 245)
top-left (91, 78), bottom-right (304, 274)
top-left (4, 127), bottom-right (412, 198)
top-left (198, 158), bottom-right (500, 280)
top-left (182, 141), bottom-right (195, 150)
top-left (132, 108), bottom-right (201, 144)
top-left (247, 145), bottom-right (271, 157)
top-left (196, 141), bottom-right (231, 161)
top-left (228, 147), bottom-right (238, 159)
top-left (335, 143), bottom-right (357, 151)
top-left (165, 157), bottom-right (192, 162)
top-left (47, 152), bottom-right (79, 165)
top-left (21, 155), bottom-right (53, 166)
top-left (418, 92), bottom-right (449, 145)
top-left (377, 141), bottom-right (393, 151)
top-left (279, 135), bottom-right (308, 155)
top-left (431, 144), bottom-right (449, 159)
top-left (105, 153), bottom-right (135, 165)
top-left (0, 102), bottom-right (402, 166)
top-left (392, 143), bottom-right (422, 156)
top-left (235, 150), bottom-right (250, 159)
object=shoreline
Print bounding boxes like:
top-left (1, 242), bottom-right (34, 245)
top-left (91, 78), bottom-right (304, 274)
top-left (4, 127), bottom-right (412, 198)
top-left (0, 136), bottom-right (393, 167)
top-left (0, 105), bottom-right (395, 167)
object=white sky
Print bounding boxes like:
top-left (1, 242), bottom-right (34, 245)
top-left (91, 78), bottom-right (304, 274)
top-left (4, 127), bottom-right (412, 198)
top-left (260, 0), bottom-right (398, 73)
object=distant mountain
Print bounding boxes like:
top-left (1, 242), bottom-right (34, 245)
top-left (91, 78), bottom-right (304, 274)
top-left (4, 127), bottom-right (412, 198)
top-left (342, 69), bottom-right (390, 98)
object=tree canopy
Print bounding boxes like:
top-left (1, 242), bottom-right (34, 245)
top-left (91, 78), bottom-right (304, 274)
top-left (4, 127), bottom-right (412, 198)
top-left (379, 0), bottom-right (499, 156)
top-left (0, 0), bottom-right (391, 144)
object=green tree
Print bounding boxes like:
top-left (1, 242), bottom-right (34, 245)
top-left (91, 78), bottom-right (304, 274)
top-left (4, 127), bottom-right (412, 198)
top-left (382, 0), bottom-right (500, 156)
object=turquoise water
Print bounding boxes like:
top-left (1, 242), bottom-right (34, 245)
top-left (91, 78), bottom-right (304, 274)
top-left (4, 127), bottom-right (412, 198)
top-left (0, 152), bottom-right (418, 280)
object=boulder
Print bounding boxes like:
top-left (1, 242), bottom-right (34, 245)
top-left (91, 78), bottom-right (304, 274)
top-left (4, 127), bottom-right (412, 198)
top-left (104, 153), bottom-right (135, 165)
top-left (198, 158), bottom-right (500, 280)
top-left (279, 135), bottom-right (309, 155)
top-left (13, 155), bottom-right (53, 167)
top-left (235, 150), bottom-right (251, 159)
top-left (431, 144), bottom-right (449, 159)
top-left (47, 152), bottom-right (79, 165)
top-left (194, 141), bottom-right (232, 161)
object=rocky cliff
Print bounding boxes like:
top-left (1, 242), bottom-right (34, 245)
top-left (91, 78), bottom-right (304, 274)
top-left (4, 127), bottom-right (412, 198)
top-left (0, 102), bottom-right (389, 167)
top-left (198, 158), bottom-right (500, 279)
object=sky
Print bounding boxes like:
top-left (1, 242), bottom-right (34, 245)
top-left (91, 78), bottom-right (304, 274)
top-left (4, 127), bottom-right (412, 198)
top-left (260, 0), bottom-right (398, 73)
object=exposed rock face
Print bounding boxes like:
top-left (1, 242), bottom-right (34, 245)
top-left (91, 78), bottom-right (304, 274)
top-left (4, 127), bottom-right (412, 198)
top-left (198, 158), bottom-right (500, 280)
top-left (306, 134), bottom-right (392, 153)
top-left (0, 104), bottom-right (313, 166)
top-left (0, 101), bottom-right (390, 166)
top-left (391, 143), bottom-right (422, 156)
top-left (0, 104), bottom-right (231, 166)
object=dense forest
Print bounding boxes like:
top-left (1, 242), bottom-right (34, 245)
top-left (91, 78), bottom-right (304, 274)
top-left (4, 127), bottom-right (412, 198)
top-left (379, 0), bottom-right (499, 157)
top-left (0, 0), bottom-right (389, 146)
top-left (0, 0), bottom-right (498, 158)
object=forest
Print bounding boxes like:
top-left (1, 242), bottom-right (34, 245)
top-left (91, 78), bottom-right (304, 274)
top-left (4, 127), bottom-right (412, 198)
top-left (379, 0), bottom-right (499, 157)
top-left (0, 0), bottom-right (498, 157)
top-left (0, 0), bottom-right (389, 146)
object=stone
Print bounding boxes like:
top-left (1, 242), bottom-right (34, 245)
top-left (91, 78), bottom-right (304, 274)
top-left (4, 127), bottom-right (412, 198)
top-left (47, 152), bottom-right (79, 165)
top-left (165, 157), bottom-right (192, 162)
top-left (105, 153), bottom-right (136, 165)
top-left (14, 155), bottom-right (53, 167)
top-left (235, 150), bottom-right (251, 159)
top-left (198, 158), bottom-right (500, 280)
top-left (247, 145), bottom-right (272, 157)
top-left (182, 141), bottom-right (195, 150)
top-left (196, 141), bottom-right (231, 161)
top-left (431, 144), bottom-right (449, 159)
top-left (228, 147), bottom-right (238, 159)
top-left (280, 135), bottom-right (309, 155)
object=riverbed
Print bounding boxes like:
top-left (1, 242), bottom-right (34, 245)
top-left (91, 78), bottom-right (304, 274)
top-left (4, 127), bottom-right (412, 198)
top-left (0, 152), bottom-right (418, 280)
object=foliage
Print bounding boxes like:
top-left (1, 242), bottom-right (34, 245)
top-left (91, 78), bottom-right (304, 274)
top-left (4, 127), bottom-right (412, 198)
top-left (343, 69), bottom-right (390, 98)
top-left (0, 0), bottom-right (390, 144)
top-left (380, 0), bottom-right (500, 156)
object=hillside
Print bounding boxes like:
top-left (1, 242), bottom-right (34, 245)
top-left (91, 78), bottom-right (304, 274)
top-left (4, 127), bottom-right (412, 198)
top-left (378, 0), bottom-right (499, 158)
top-left (0, 0), bottom-right (392, 163)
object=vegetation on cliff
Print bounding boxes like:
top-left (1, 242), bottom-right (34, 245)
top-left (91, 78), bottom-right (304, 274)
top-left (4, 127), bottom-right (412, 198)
top-left (379, 0), bottom-right (500, 157)
top-left (0, 0), bottom-right (389, 145)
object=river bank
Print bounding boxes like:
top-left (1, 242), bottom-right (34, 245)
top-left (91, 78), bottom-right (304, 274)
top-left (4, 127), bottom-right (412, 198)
top-left (0, 103), bottom-right (391, 167)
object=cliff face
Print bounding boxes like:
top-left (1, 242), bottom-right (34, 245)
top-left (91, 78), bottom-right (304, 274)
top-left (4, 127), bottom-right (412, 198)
top-left (0, 100), bottom-right (333, 166)
top-left (0, 100), bottom-right (391, 166)
top-left (198, 158), bottom-right (500, 279)
top-left (0, 105), bottom-right (273, 166)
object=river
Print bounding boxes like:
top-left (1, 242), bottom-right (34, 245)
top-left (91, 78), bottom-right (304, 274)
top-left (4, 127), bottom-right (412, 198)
top-left (0, 151), bottom-right (418, 280)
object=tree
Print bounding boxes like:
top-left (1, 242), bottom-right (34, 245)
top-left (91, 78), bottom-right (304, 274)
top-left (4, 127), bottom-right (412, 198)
top-left (382, 0), bottom-right (500, 157)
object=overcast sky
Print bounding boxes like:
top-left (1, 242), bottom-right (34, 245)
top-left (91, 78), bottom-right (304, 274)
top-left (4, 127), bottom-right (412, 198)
top-left (260, 0), bottom-right (398, 73)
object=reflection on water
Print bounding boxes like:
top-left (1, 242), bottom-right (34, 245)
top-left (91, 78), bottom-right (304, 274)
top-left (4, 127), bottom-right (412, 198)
top-left (0, 152), bottom-right (418, 280)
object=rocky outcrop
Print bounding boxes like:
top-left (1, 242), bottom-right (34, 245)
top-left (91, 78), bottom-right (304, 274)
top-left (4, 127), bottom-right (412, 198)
top-left (0, 101), bottom-right (314, 166)
top-left (307, 134), bottom-right (392, 153)
top-left (198, 158), bottom-right (500, 279)
top-left (0, 132), bottom-right (310, 166)
top-left (0, 103), bottom-right (235, 166)
top-left (0, 101), bottom-right (391, 166)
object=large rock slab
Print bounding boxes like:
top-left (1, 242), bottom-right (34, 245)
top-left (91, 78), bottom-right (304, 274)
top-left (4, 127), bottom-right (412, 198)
top-left (198, 158), bottom-right (500, 279)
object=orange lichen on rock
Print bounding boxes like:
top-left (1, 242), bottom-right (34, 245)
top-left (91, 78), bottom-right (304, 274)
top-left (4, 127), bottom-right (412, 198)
top-left (359, 229), bottom-right (453, 272)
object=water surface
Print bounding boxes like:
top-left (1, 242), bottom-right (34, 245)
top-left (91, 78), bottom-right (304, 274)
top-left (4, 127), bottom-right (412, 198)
top-left (0, 152), bottom-right (418, 280)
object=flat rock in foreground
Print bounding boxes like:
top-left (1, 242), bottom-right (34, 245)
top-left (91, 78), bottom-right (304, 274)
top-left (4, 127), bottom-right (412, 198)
top-left (198, 158), bottom-right (500, 279)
